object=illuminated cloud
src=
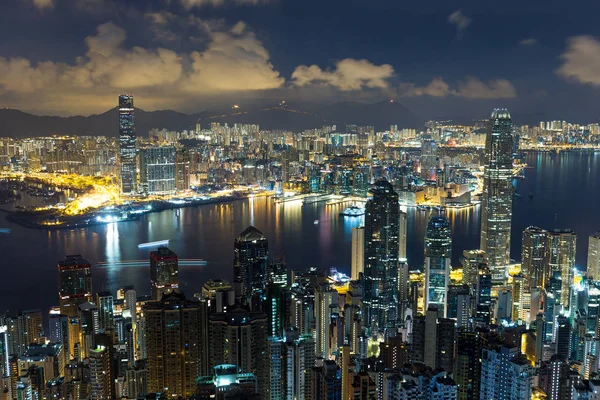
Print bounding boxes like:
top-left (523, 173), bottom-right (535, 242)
top-left (456, 77), bottom-right (517, 98)
top-left (556, 35), bottom-right (600, 86)
top-left (0, 21), bottom-right (284, 114)
top-left (448, 10), bottom-right (471, 37)
top-left (292, 59), bottom-right (395, 91)
top-left (399, 77), bottom-right (516, 99)
top-left (519, 38), bottom-right (538, 46)
top-left (178, 0), bottom-right (272, 8)
top-left (32, 0), bottom-right (55, 9)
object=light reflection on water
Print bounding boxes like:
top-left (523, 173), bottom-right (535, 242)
top-left (0, 151), bottom-right (598, 312)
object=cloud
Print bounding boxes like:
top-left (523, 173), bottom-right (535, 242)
top-left (398, 77), bottom-right (516, 99)
top-left (178, 0), bottom-right (271, 8)
top-left (32, 0), bottom-right (55, 9)
top-left (0, 21), bottom-right (284, 114)
top-left (456, 77), bottom-right (517, 98)
top-left (556, 35), bottom-right (600, 86)
top-left (448, 10), bottom-right (471, 36)
top-left (519, 38), bottom-right (537, 46)
top-left (292, 59), bottom-right (395, 91)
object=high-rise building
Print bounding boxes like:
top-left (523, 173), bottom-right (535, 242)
top-left (268, 332), bottom-right (314, 400)
top-left (209, 307), bottom-right (269, 399)
top-left (139, 146), bottom-right (176, 195)
top-left (547, 229), bottom-right (577, 307)
top-left (460, 249), bottom-right (487, 289)
top-left (95, 292), bottom-right (114, 333)
top-left (233, 226), bottom-right (269, 302)
top-left (522, 226), bottom-right (548, 290)
top-left (480, 108), bottom-right (514, 281)
top-left (399, 210), bottom-right (407, 262)
top-left (315, 283), bottom-right (336, 359)
top-left (454, 330), bottom-right (484, 400)
top-left (424, 216), bottom-right (452, 317)
top-left (149, 247), bottom-right (179, 301)
top-left (363, 180), bottom-right (400, 331)
top-left (421, 140), bottom-right (438, 181)
top-left (447, 285), bottom-right (471, 328)
top-left (57, 255), bottom-right (92, 318)
top-left (89, 345), bottom-right (111, 400)
top-left (587, 232), bottom-right (600, 281)
top-left (480, 345), bottom-right (535, 400)
top-left (118, 95), bottom-right (136, 195)
top-left (351, 227), bottom-right (364, 280)
top-left (144, 292), bottom-right (207, 398)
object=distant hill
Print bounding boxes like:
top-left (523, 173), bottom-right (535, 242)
top-left (0, 100), bottom-right (422, 138)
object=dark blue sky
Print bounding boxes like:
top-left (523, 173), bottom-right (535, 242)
top-left (1, 0), bottom-right (600, 121)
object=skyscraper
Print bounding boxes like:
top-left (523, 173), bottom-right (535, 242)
top-left (424, 216), bottom-right (452, 317)
top-left (144, 292), bottom-right (207, 398)
top-left (399, 210), bottom-right (408, 262)
top-left (118, 95), bottom-right (136, 195)
top-left (460, 249), bottom-right (487, 289)
top-left (351, 227), bottom-right (364, 280)
top-left (233, 226), bottom-right (269, 302)
top-left (139, 146), bottom-right (176, 195)
top-left (480, 108), bottom-right (514, 281)
top-left (57, 255), bottom-right (92, 318)
top-left (480, 345), bottom-right (535, 400)
top-left (522, 226), bottom-right (549, 290)
top-left (363, 180), bottom-right (400, 331)
top-left (89, 345), bottom-right (111, 400)
top-left (546, 229), bottom-right (577, 307)
top-left (587, 232), bottom-right (600, 281)
top-left (149, 246), bottom-right (179, 301)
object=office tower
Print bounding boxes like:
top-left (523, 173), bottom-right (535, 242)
top-left (57, 255), bottom-right (92, 318)
top-left (313, 360), bottom-right (342, 400)
top-left (474, 266), bottom-right (493, 326)
top-left (398, 261), bottom-right (410, 305)
top-left (447, 285), bottom-right (471, 328)
top-left (479, 345), bottom-right (535, 400)
top-left (539, 355), bottom-right (571, 400)
top-left (48, 314), bottom-right (69, 349)
top-left (454, 330), bottom-right (484, 400)
top-left (424, 216), bottom-right (452, 317)
top-left (233, 226), bottom-right (269, 302)
top-left (461, 249), bottom-right (487, 289)
top-left (547, 229), bottom-right (577, 307)
top-left (511, 274), bottom-right (526, 323)
top-left (351, 227), bottom-right (364, 280)
top-left (118, 94), bottom-right (136, 194)
top-left (144, 293), bottom-right (207, 398)
top-left (399, 210), bottom-right (407, 262)
top-left (424, 306), bottom-right (440, 368)
top-left (268, 332), bottom-right (315, 400)
top-left (209, 307), bottom-right (269, 399)
top-left (588, 232), bottom-right (600, 281)
top-left (139, 146), bottom-right (177, 195)
top-left (315, 283), bottom-right (336, 359)
top-left (363, 180), bottom-right (400, 331)
top-left (149, 247), bottom-right (179, 301)
top-left (95, 292), bottom-right (114, 333)
top-left (522, 226), bottom-right (549, 290)
top-left (480, 108), bottom-right (514, 281)
top-left (175, 148), bottom-right (190, 191)
top-left (78, 302), bottom-right (99, 360)
top-left (89, 346), bottom-right (111, 400)
top-left (437, 318), bottom-right (456, 373)
top-left (265, 282), bottom-right (287, 337)
top-left (555, 315), bottom-right (571, 360)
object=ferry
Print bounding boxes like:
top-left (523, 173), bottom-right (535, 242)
top-left (340, 205), bottom-right (365, 217)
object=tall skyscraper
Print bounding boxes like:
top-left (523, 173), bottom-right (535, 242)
top-left (149, 247), bottom-right (179, 301)
top-left (144, 292), bottom-right (207, 398)
top-left (315, 283), bottom-right (336, 359)
top-left (268, 332), bottom-right (315, 400)
top-left (351, 227), bottom-right (364, 280)
top-left (399, 210), bottom-right (407, 262)
top-left (588, 232), bottom-right (600, 281)
top-left (57, 255), bottom-right (92, 318)
top-left (460, 249), bottom-right (487, 289)
top-left (363, 180), bottom-right (400, 331)
top-left (424, 216), bottom-right (452, 317)
top-left (233, 226), bottom-right (269, 302)
top-left (522, 226), bottom-right (549, 290)
top-left (95, 292), bottom-right (114, 333)
top-left (546, 229), bottom-right (577, 307)
top-left (480, 108), bottom-right (514, 281)
top-left (118, 95), bottom-right (136, 195)
top-left (139, 146), bottom-right (176, 195)
top-left (480, 346), bottom-right (535, 400)
top-left (89, 345), bottom-right (111, 400)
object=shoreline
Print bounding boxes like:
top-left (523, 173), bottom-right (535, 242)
top-left (2, 193), bottom-right (248, 231)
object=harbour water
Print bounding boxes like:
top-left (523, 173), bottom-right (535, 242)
top-left (0, 151), bottom-right (599, 313)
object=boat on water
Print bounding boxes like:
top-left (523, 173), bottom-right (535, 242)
top-left (314, 220), bottom-right (319, 225)
top-left (340, 205), bottom-right (365, 217)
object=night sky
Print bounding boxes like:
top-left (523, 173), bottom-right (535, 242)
top-left (1, 0), bottom-right (600, 120)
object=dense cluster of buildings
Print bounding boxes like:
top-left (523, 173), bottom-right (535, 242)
top-left (1, 102), bottom-right (600, 399)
